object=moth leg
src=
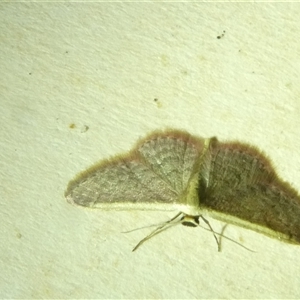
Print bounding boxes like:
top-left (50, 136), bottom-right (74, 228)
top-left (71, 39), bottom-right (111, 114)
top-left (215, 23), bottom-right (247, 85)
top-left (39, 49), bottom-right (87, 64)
top-left (180, 214), bottom-right (220, 251)
top-left (200, 215), bottom-right (221, 251)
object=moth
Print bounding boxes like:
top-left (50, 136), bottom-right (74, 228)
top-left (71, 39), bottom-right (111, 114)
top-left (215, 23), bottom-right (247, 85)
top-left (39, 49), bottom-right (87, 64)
top-left (65, 129), bottom-right (300, 250)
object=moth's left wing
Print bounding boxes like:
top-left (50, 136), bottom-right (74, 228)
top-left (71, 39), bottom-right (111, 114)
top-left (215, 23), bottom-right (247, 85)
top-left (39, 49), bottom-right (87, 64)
top-left (65, 129), bottom-right (205, 211)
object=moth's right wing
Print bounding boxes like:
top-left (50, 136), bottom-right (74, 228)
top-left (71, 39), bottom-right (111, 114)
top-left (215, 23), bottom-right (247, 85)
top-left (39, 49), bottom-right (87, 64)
top-left (199, 139), bottom-right (300, 244)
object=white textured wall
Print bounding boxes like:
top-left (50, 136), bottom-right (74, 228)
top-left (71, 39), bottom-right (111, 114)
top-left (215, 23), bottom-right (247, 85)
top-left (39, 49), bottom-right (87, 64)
top-left (1, 3), bottom-right (300, 298)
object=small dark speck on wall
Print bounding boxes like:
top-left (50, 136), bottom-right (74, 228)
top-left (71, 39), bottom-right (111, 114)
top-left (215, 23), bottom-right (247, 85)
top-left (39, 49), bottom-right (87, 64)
top-left (217, 30), bottom-right (226, 39)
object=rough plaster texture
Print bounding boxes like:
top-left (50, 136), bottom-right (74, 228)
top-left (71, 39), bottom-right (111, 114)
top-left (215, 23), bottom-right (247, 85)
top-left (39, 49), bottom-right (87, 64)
top-left (1, 2), bottom-right (300, 299)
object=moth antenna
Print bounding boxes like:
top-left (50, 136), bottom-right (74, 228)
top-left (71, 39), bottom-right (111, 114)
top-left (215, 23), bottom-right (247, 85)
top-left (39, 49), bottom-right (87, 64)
top-left (132, 213), bottom-right (183, 251)
top-left (130, 212), bottom-right (254, 252)
top-left (181, 215), bottom-right (254, 252)
top-left (198, 221), bottom-right (255, 252)
top-left (122, 212), bottom-right (182, 234)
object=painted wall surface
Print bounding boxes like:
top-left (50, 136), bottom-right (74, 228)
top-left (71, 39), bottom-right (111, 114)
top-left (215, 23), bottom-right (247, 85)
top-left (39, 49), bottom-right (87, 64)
top-left (1, 2), bottom-right (300, 298)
